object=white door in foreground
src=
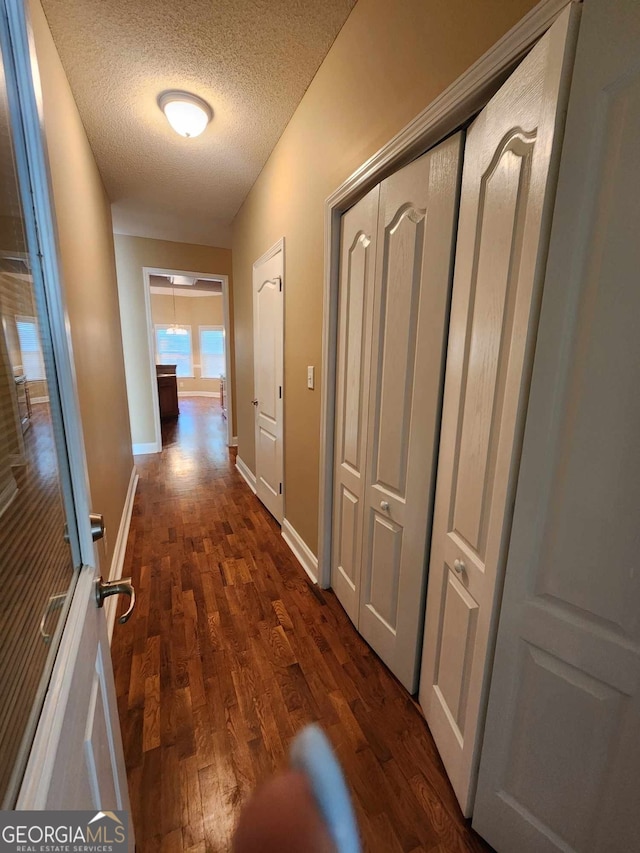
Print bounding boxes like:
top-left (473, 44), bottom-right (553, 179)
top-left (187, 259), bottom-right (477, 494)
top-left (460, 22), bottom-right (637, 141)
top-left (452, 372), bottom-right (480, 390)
top-left (473, 0), bottom-right (640, 849)
top-left (253, 240), bottom-right (284, 522)
top-left (419, 5), bottom-right (579, 817)
top-left (2, 1), bottom-right (133, 844)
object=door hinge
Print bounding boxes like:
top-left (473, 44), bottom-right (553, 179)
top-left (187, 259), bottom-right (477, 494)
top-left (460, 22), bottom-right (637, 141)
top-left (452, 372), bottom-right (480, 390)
top-left (279, 483), bottom-right (282, 495)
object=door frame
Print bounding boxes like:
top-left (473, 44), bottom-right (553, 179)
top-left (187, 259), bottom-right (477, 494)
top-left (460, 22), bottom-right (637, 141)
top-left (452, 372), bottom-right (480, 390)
top-left (251, 237), bottom-right (285, 521)
top-left (142, 266), bottom-right (234, 449)
top-left (316, 0), bottom-right (573, 588)
top-left (1, 0), bottom-right (101, 807)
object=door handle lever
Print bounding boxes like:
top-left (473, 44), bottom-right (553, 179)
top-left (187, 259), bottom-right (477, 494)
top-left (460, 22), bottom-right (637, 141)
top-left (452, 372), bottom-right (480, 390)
top-left (95, 576), bottom-right (136, 624)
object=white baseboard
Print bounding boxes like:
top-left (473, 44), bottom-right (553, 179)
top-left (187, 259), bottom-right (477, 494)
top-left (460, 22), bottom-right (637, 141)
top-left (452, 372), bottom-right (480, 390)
top-left (106, 466), bottom-right (139, 642)
top-left (282, 519), bottom-right (318, 584)
top-left (236, 455), bottom-right (256, 494)
top-left (231, 436), bottom-right (238, 447)
top-left (30, 396), bottom-right (50, 404)
top-left (178, 391), bottom-right (221, 398)
top-left (132, 440), bottom-right (161, 455)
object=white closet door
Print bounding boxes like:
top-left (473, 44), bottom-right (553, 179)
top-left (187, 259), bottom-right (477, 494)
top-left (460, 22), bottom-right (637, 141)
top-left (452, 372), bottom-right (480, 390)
top-left (331, 186), bottom-right (379, 624)
top-left (253, 243), bottom-right (284, 522)
top-left (474, 0), bottom-right (640, 849)
top-left (419, 6), bottom-right (579, 816)
top-left (359, 134), bottom-right (463, 692)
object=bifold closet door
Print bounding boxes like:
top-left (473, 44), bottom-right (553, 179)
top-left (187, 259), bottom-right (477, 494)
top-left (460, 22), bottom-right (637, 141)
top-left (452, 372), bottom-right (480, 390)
top-left (331, 185), bottom-right (379, 624)
top-left (358, 134), bottom-right (463, 692)
top-left (418, 5), bottom-right (579, 817)
top-left (331, 136), bottom-right (463, 693)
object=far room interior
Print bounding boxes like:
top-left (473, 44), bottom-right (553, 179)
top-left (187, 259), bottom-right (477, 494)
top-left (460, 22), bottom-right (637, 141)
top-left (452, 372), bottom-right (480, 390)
top-left (147, 271), bottom-right (231, 447)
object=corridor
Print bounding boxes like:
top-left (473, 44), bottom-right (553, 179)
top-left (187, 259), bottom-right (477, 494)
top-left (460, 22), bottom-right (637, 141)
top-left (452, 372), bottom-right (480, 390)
top-left (111, 399), bottom-right (489, 852)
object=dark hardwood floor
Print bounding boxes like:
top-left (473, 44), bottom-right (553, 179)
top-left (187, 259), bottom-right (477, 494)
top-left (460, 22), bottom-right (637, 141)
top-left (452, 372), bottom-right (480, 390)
top-left (111, 398), bottom-right (490, 852)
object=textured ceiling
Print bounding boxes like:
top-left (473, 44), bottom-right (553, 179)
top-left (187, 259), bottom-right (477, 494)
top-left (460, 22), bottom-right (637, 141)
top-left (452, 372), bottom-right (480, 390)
top-left (39, 0), bottom-right (357, 247)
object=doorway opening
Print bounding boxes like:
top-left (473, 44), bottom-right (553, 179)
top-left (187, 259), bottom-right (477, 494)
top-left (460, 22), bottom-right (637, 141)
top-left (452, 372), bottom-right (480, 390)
top-left (142, 267), bottom-right (234, 449)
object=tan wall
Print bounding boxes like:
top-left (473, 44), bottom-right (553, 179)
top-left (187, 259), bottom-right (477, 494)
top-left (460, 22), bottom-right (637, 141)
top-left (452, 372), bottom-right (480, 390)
top-left (150, 293), bottom-right (225, 393)
top-left (114, 235), bottom-right (233, 446)
top-left (232, 0), bottom-right (538, 554)
top-left (31, 0), bottom-right (133, 570)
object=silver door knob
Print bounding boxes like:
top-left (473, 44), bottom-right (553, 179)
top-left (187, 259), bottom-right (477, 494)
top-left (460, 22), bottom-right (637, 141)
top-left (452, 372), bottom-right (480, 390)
top-left (454, 559), bottom-right (466, 574)
top-left (95, 576), bottom-right (136, 624)
top-left (380, 501), bottom-right (390, 511)
top-left (251, 398), bottom-right (259, 406)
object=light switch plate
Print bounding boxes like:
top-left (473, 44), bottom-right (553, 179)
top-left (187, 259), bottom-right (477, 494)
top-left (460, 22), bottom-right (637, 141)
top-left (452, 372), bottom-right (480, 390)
top-left (307, 365), bottom-right (315, 390)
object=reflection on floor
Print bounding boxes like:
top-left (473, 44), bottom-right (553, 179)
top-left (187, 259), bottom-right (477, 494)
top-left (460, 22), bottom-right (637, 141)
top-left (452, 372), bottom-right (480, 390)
top-left (112, 398), bottom-right (490, 852)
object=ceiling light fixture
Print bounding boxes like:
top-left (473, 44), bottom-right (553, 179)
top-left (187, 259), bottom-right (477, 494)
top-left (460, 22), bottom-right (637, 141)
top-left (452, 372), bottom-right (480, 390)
top-left (166, 287), bottom-right (188, 336)
top-left (158, 91), bottom-right (213, 138)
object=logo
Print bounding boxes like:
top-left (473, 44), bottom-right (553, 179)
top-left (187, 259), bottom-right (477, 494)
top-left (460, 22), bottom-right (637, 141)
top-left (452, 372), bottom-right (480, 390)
top-left (0, 810), bottom-right (129, 852)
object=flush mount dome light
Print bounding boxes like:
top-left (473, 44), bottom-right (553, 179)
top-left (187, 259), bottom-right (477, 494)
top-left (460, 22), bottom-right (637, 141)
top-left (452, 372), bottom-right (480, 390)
top-left (158, 91), bottom-right (213, 138)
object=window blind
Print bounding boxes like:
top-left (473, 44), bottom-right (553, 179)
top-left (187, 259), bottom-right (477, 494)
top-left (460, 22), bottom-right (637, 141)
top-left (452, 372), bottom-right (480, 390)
top-left (200, 327), bottom-right (225, 378)
top-left (16, 316), bottom-right (45, 380)
top-left (155, 325), bottom-right (193, 377)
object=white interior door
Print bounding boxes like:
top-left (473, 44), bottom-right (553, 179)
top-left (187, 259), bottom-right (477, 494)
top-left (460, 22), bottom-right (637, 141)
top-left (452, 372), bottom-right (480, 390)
top-left (473, 1), bottom-right (640, 849)
top-left (253, 240), bottom-right (284, 522)
top-left (0, 1), bottom-right (133, 842)
top-left (418, 5), bottom-right (579, 816)
top-left (331, 185), bottom-right (379, 625)
top-left (358, 135), bottom-right (463, 692)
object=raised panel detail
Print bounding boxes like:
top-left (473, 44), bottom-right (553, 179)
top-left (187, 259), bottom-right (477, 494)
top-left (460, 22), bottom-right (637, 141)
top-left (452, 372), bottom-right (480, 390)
top-left (256, 280), bottom-right (278, 423)
top-left (501, 645), bottom-right (623, 849)
top-left (535, 71), bottom-right (640, 641)
top-left (435, 572), bottom-right (478, 732)
top-left (341, 233), bottom-right (370, 473)
top-left (365, 512), bottom-right (402, 632)
top-left (373, 205), bottom-right (425, 497)
top-left (337, 486), bottom-right (358, 589)
top-left (452, 134), bottom-right (534, 558)
top-left (258, 426), bottom-right (278, 496)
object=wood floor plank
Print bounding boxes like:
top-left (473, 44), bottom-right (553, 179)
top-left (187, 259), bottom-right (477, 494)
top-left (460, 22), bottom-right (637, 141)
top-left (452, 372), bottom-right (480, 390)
top-left (111, 399), bottom-right (491, 851)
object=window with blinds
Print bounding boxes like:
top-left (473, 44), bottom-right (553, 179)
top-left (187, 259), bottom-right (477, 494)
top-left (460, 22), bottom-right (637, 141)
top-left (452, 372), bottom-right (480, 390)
top-left (16, 316), bottom-right (45, 380)
top-left (200, 326), bottom-right (225, 378)
top-left (155, 325), bottom-right (193, 377)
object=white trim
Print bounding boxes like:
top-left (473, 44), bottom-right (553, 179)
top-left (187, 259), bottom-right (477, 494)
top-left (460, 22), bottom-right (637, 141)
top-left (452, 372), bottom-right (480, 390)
top-left (143, 265), bottom-right (235, 448)
top-left (252, 237), bottom-right (285, 523)
top-left (30, 395), bottom-right (49, 403)
top-left (317, 0), bottom-right (574, 589)
top-left (133, 440), bottom-right (161, 455)
top-left (282, 519), bottom-right (318, 584)
top-left (105, 466), bottom-right (138, 642)
top-left (231, 435), bottom-right (238, 446)
top-left (235, 455), bottom-right (256, 493)
top-left (178, 390), bottom-right (220, 398)
top-left (252, 236), bottom-right (285, 270)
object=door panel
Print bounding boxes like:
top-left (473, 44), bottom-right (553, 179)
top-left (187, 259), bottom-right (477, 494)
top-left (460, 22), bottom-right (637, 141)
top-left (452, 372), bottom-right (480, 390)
top-left (474, 1), bottom-right (640, 849)
top-left (331, 187), bottom-right (379, 624)
top-left (253, 245), bottom-right (284, 521)
top-left (1, 2), bottom-right (133, 839)
top-left (359, 133), bottom-right (463, 692)
top-left (419, 6), bottom-right (579, 816)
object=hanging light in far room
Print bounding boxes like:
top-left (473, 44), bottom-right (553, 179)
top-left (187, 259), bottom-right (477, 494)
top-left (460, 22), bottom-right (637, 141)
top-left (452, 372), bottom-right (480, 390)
top-left (166, 287), bottom-right (188, 336)
top-left (158, 90), bottom-right (213, 138)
